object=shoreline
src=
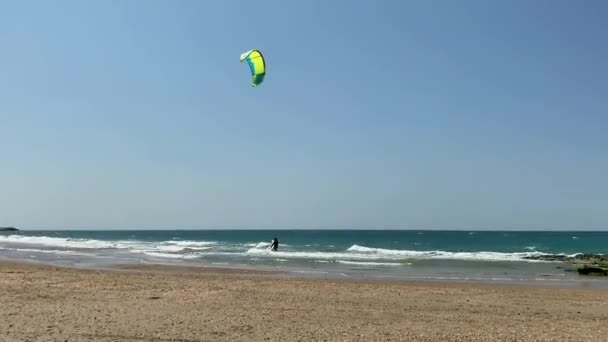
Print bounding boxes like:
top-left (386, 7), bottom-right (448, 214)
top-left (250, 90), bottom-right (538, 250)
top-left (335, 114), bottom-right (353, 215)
top-left (2, 230), bottom-right (606, 286)
top-left (2, 260), bottom-right (608, 341)
top-left (2, 255), bottom-right (607, 289)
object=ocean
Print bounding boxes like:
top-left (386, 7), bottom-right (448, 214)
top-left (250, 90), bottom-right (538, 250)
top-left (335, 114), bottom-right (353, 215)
top-left (1, 230), bottom-right (606, 286)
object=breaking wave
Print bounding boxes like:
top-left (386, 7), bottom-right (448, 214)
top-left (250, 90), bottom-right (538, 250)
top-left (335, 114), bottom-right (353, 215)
top-left (0, 235), bottom-right (120, 249)
top-left (0, 234), bottom-right (596, 264)
top-left (245, 244), bottom-right (559, 262)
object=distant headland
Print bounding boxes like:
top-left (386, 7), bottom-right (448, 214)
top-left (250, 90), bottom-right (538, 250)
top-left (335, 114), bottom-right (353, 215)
top-left (0, 227), bottom-right (19, 232)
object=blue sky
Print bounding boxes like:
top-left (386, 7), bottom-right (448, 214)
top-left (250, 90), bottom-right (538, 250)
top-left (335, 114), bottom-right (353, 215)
top-left (0, 0), bottom-right (606, 230)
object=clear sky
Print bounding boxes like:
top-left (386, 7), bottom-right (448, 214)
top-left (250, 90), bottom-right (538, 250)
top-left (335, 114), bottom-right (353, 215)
top-left (1, 0), bottom-right (606, 230)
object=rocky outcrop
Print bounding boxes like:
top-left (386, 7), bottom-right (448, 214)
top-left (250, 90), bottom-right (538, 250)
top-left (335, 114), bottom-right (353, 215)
top-left (524, 253), bottom-right (608, 264)
top-left (576, 265), bottom-right (608, 276)
top-left (523, 253), bottom-right (608, 277)
top-left (0, 227), bottom-right (19, 232)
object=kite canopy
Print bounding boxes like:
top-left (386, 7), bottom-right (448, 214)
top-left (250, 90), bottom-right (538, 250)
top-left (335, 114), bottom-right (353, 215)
top-left (240, 49), bottom-right (266, 87)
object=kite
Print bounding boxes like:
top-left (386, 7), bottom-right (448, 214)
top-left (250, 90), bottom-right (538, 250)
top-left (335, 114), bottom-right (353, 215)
top-left (240, 49), bottom-right (266, 87)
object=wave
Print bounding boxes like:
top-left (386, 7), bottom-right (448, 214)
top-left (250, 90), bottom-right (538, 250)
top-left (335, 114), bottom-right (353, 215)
top-left (0, 235), bottom-right (120, 249)
top-left (161, 240), bottom-right (217, 247)
top-left (250, 242), bottom-right (270, 249)
top-left (1, 234), bottom-right (596, 264)
top-left (347, 245), bottom-right (549, 262)
top-left (245, 241), bottom-right (291, 249)
top-left (523, 253), bottom-right (606, 262)
top-left (143, 252), bottom-right (201, 260)
top-left (245, 244), bottom-right (563, 263)
top-left (154, 241), bottom-right (215, 254)
top-left (336, 260), bottom-right (403, 267)
top-left (155, 245), bottom-right (212, 253)
top-left (0, 234), bottom-right (218, 252)
top-left (155, 245), bottom-right (187, 253)
top-left (0, 246), bottom-right (94, 256)
top-left (246, 245), bottom-right (366, 260)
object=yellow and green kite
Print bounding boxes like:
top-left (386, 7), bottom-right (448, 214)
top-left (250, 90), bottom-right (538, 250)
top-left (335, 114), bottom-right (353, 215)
top-left (240, 49), bottom-right (266, 87)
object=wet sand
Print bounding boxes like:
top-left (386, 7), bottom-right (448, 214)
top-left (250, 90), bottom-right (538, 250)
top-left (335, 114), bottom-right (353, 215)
top-left (1, 261), bottom-right (607, 342)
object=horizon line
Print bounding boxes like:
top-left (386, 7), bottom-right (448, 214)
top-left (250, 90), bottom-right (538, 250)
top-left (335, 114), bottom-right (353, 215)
top-left (13, 227), bottom-right (608, 232)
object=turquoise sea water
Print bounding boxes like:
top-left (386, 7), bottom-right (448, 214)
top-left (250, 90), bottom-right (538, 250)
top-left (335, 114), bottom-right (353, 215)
top-left (1, 230), bottom-right (606, 285)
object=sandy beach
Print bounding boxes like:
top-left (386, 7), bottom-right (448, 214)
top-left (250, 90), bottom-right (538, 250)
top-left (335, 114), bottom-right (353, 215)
top-left (1, 261), bottom-right (607, 342)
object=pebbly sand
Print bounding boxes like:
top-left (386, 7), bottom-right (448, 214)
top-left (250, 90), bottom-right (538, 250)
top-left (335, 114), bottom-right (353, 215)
top-left (1, 261), bottom-right (607, 342)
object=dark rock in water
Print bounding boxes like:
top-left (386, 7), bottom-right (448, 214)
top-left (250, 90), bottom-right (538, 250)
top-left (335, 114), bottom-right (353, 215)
top-left (577, 265), bottom-right (608, 276)
top-left (0, 227), bottom-right (19, 232)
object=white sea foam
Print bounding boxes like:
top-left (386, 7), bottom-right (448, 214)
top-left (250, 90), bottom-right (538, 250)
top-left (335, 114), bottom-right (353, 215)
top-left (248, 241), bottom-right (290, 248)
top-left (162, 240), bottom-right (217, 247)
top-left (0, 235), bottom-right (220, 254)
top-left (245, 245), bottom-right (550, 262)
top-left (0, 247), bottom-right (93, 256)
top-left (336, 260), bottom-right (402, 267)
top-left (155, 245), bottom-right (187, 253)
top-left (154, 245), bottom-right (213, 253)
top-left (347, 245), bottom-right (428, 257)
top-left (0, 234), bottom-right (582, 265)
top-left (254, 242), bottom-right (270, 248)
top-left (347, 244), bottom-right (548, 262)
top-left (154, 244), bottom-right (213, 254)
top-left (246, 248), bottom-right (360, 260)
top-left (143, 252), bottom-right (200, 260)
top-left (0, 235), bottom-right (118, 249)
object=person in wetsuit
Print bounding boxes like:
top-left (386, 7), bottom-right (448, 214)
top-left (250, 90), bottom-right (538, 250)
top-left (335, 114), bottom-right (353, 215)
top-left (270, 237), bottom-right (279, 251)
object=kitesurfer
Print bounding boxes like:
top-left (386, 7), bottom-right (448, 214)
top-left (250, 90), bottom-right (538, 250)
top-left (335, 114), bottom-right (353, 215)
top-left (270, 237), bottom-right (279, 251)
